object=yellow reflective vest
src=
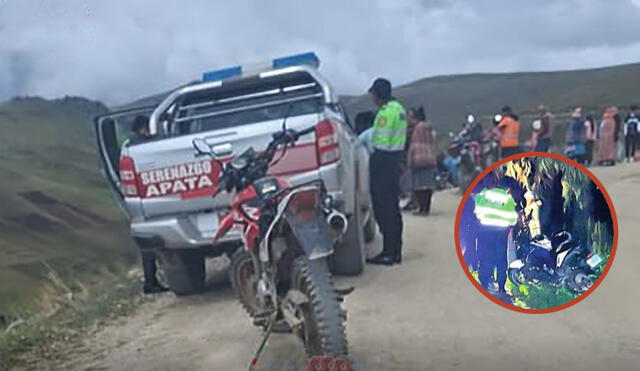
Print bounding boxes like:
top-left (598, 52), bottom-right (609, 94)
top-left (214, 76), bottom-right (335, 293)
top-left (372, 100), bottom-right (408, 152)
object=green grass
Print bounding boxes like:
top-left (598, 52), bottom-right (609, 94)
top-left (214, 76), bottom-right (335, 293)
top-left (0, 97), bottom-right (136, 318)
top-left (0, 270), bottom-right (144, 370)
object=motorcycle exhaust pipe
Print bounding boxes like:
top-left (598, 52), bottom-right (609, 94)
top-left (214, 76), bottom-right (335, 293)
top-left (327, 211), bottom-right (348, 234)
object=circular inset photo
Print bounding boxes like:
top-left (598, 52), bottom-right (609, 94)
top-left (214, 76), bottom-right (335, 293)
top-left (455, 152), bottom-right (617, 313)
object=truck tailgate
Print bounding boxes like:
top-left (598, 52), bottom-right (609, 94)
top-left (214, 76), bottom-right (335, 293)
top-left (127, 114), bottom-right (321, 218)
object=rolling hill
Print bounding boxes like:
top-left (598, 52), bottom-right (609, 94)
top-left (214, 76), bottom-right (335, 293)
top-left (0, 97), bottom-right (135, 317)
top-left (342, 62), bottom-right (640, 145)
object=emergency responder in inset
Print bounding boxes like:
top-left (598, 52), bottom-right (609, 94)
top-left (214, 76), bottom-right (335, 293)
top-left (366, 78), bottom-right (408, 266)
top-left (472, 171), bottom-right (525, 302)
top-left (122, 116), bottom-right (168, 294)
top-left (496, 106), bottom-right (521, 158)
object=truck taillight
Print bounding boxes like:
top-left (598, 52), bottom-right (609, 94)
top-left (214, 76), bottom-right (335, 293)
top-left (119, 155), bottom-right (140, 197)
top-left (316, 119), bottom-right (340, 165)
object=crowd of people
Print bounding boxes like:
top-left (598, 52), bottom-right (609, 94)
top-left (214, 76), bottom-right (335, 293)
top-left (526, 104), bottom-right (640, 165)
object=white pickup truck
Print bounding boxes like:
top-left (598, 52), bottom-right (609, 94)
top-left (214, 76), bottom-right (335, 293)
top-left (94, 53), bottom-right (374, 294)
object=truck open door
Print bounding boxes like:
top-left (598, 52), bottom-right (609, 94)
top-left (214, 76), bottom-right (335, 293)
top-left (94, 107), bottom-right (155, 216)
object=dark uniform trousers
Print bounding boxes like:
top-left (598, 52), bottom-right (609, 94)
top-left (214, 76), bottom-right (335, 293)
top-left (140, 248), bottom-right (160, 286)
top-left (477, 227), bottom-right (509, 293)
top-left (370, 150), bottom-right (404, 259)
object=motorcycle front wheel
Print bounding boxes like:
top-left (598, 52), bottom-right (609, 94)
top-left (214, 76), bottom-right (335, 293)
top-left (230, 249), bottom-right (291, 333)
top-left (566, 270), bottom-right (594, 294)
top-left (230, 249), bottom-right (262, 316)
top-left (290, 256), bottom-right (348, 357)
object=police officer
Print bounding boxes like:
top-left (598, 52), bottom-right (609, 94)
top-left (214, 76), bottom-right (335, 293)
top-left (473, 172), bottom-right (525, 301)
top-left (366, 78), bottom-right (408, 266)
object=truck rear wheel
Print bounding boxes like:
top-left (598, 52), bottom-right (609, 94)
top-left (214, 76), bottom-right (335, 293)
top-left (332, 191), bottom-right (365, 276)
top-left (159, 249), bottom-right (205, 295)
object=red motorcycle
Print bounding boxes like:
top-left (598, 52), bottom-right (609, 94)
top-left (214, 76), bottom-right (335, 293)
top-left (193, 126), bottom-right (349, 357)
top-left (448, 128), bottom-right (482, 193)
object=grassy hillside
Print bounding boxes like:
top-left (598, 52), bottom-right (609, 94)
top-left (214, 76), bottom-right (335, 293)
top-left (0, 97), bottom-right (135, 317)
top-left (343, 62), bottom-right (640, 149)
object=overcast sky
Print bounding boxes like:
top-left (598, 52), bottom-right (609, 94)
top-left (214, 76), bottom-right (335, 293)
top-left (2, 0), bottom-right (640, 105)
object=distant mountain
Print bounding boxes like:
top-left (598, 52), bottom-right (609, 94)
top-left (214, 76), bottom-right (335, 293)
top-left (342, 62), bottom-right (640, 136)
top-left (8, 95), bottom-right (108, 117)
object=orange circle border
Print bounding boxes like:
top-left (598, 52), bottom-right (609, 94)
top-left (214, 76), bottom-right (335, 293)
top-left (453, 151), bottom-right (619, 314)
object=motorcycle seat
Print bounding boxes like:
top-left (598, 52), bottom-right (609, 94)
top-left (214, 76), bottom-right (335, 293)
top-left (550, 232), bottom-right (573, 255)
top-left (530, 235), bottom-right (552, 250)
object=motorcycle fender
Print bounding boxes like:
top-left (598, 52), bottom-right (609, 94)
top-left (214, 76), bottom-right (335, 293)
top-left (284, 212), bottom-right (334, 260)
top-left (258, 185), bottom-right (329, 263)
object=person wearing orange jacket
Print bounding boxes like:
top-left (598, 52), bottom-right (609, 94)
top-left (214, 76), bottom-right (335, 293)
top-left (496, 105), bottom-right (521, 158)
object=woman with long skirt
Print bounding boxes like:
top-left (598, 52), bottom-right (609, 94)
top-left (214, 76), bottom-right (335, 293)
top-left (407, 107), bottom-right (438, 215)
top-left (598, 108), bottom-right (617, 166)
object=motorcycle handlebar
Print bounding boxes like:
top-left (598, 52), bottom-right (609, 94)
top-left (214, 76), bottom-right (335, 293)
top-left (214, 125), bottom-right (318, 194)
top-left (270, 125), bottom-right (316, 144)
top-left (297, 125), bottom-right (316, 137)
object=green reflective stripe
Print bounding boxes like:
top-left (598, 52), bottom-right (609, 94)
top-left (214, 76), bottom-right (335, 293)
top-left (372, 136), bottom-right (406, 151)
top-left (372, 134), bottom-right (406, 144)
top-left (474, 206), bottom-right (518, 220)
top-left (476, 214), bottom-right (518, 226)
top-left (374, 127), bottom-right (408, 137)
top-left (474, 187), bottom-right (517, 226)
top-left (477, 216), bottom-right (516, 227)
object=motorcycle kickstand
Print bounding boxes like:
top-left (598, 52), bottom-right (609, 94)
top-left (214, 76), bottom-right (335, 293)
top-left (247, 311), bottom-right (278, 371)
top-left (335, 286), bottom-right (355, 301)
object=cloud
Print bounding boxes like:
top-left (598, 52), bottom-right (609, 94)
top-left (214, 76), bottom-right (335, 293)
top-left (1, 0), bottom-right (640, 105)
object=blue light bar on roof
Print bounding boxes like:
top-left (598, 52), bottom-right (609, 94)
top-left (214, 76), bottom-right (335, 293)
top-left (272, 52), bottom-right (319, 69)
top-left (201, 52), bottom-right (320, 82)
top-left (202, 65), bottom-right (242, 83)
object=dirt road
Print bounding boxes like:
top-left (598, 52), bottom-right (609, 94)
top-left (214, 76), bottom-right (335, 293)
top-left (35, 163), bottom-right (640, 371)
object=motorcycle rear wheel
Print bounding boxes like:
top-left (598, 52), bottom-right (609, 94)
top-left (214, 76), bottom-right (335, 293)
top-left (290, 256), bottom-right (348, 357)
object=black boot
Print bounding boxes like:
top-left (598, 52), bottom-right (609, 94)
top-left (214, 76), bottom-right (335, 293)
top-left (394, 251), bottom-right (402, 264)
top-left (366, 252), bottom-right (395, 266)
top-left (143, 281), bottom-right (169, 294)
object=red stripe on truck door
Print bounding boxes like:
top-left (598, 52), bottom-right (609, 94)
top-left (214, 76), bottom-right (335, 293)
top-left (136, 143), bottom-right (318, 200)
